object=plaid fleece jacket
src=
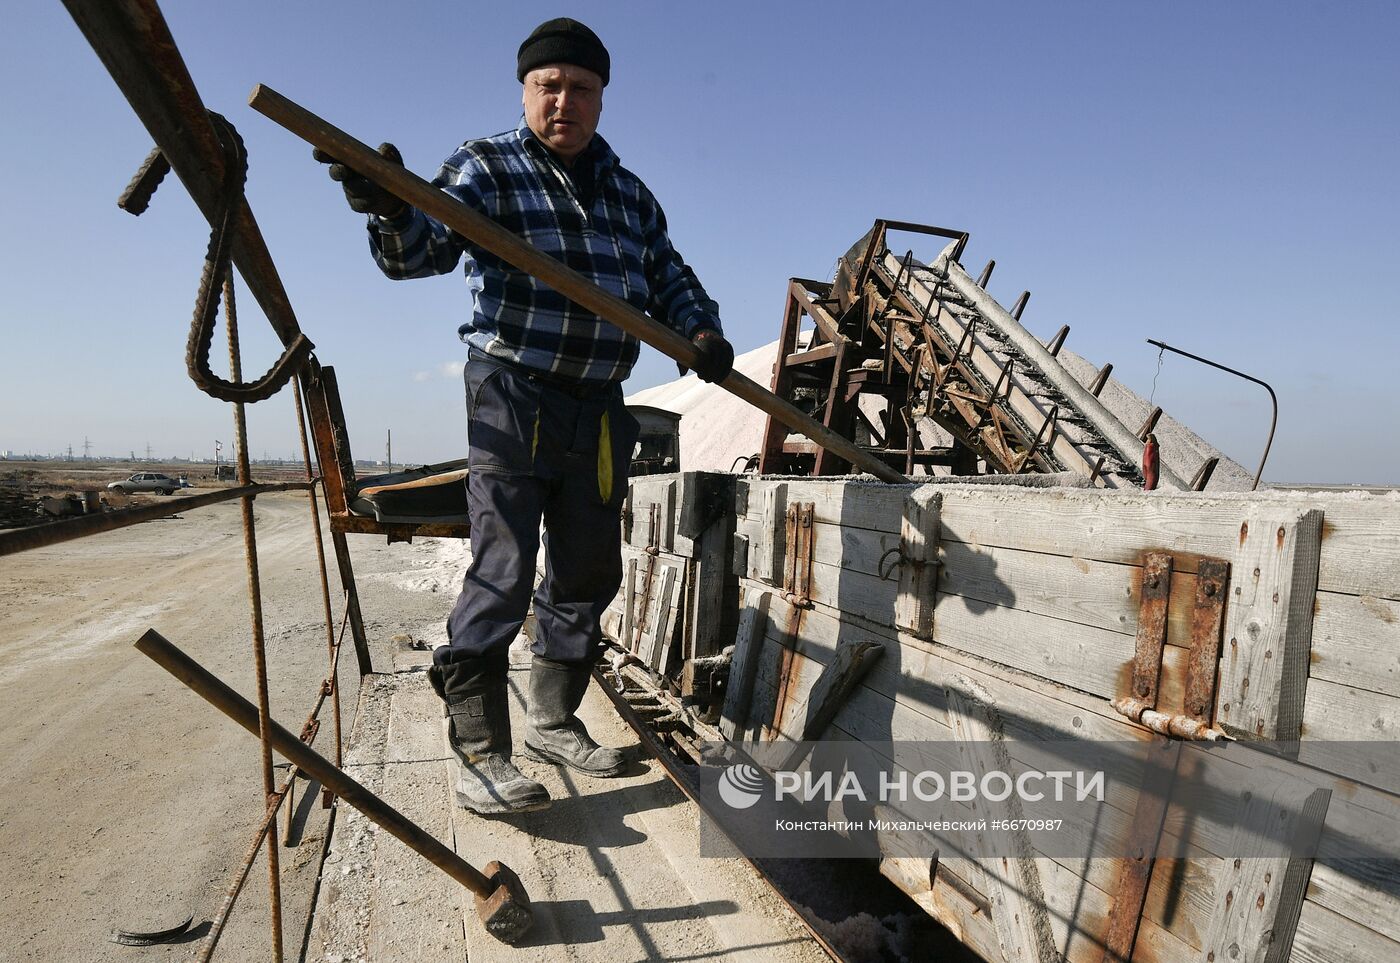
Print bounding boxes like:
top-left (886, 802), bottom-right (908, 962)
top-left (367, 119), bottom-right (722, 384)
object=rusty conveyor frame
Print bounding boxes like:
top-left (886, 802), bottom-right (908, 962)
top-left (760, 219), bottom-right (1201, 489)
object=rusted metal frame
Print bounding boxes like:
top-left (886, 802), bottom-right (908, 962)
top-left (813, 340), bottom-right (854, 476)
top-left (305, 365), bottom-right (373, 675)
top-left (330, 515), bottom-right (472, 540)
top-left (294, 375), bottom-right (342, 767)
top-left (793, 280), bottom-right (844, 346)
top-left (853, 405), bottom-right (886, 447)
top-left (880, 252), bottom-right (915, 383)
top-left (1010, 290), bottom-right (1031, 320)
top-left (903, 345), bottom-right (926, 475)
top-left (299, 363), bottom-right (350, 516)
top-left (768, 601), bottom-right (807, 740)
top-left (853, 222), bottom-right (890, 304)
top-left (781, 504), bottom-right (815, 608)
top-left (874, 259), bottom-right (1002, 404)
top-left (1136, 406), bottom-right (1163, 441)
top-left (1089, 363), bottom-right (1114, 397)
top-left (1046, 324), bottom-right (1070, 356)
top-left (886, 263), bottom-right (1084, 478)
top-left (1097, 739), bottom-right (1183, 963)
top-left (0, 482), bottom-right (311, 558)
top-left (1129, 553), bottom-right (1175, 706)
top-left (758, 286), bottom-right (808, 474)
top-left (196, 611), bottom-right (346, 963)
top-left (223, 280), bottom-right (285, 962)
top-left (1189, 456), bottom-right (1220, 492)
top-left (253, 87), bottom-right (907, 484)
top-left (134, 630), bottom-right (510, 905)
top-left (62, 0), bottom-right (305, 352)
top-left (1184, 559), bottom-right (1229, 722)
top-left (943, 258), bottom-right (1181, 488)
top-left (1014, 405), bottom-right (1060, 473)
top-left (1145, 339), bottom-right (1277, 491)
top-left (1114, 552), bottom-right (1232, 742)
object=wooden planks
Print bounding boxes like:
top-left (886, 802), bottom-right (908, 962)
top-left (895, 489), bottom-right (941, 638)
top-left (1198, 765), bottom-right (1330, 963)
top-left (1216, 509), bottom-right (1323, 741)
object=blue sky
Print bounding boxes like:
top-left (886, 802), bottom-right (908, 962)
top-left (3, 2), bottom-right (1397, 482)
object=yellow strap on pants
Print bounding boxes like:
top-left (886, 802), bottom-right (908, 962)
top-left (597, 410), bottom-right (613, 504)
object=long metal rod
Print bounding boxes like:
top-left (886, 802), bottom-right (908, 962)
top-left (1146, 339), bottom-right (1277, 491)
top-left (61, 0), bottom-right (305, 349)
top-left (224, 280), bottom-right (285, 961)
top-left (940, 258), bottom-right (1189, 490)
top-left (134, 630), bottom-right (499, 899)
top-left (293, 381), bottom-right (343, 766)
top-left (0, 482), bottom-right (312, 557)
top-left (246, 84), bottom-right (906, 485)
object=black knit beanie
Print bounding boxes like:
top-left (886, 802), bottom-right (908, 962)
top-left (516, 18), bottom-right (610, 86)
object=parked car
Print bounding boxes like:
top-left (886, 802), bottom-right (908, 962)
top-left (107, 472), bottom-right (184, 495)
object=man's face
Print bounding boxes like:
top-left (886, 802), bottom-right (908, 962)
top-left (522, 64), bottom-right (603, 165)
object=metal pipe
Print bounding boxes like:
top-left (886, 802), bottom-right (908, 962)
top-left (133, 629), bottom-right (498, 899)
top-left (1146, 339), bottom-right (1277, 491)
top-left (61, 0), bottom-right (305, 350)
top-left (248, 85), bottom-right (906, 485)
top-left (224, 280), bottom-right (285, 961)
top-left (0, 482), bottom-right (311, 557)
top-left (940, 258), bottom-right (1188, 489)
top-left (293, 380), bottom-right (342, 767)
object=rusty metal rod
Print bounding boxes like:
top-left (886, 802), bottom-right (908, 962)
top-left (196, 620), bottom-right (345, 963)
top-left (134, 629), bottom-right (500, 898)
top-left (224, 280), bottom-right (285, 961)
top-left (198, 773), bottom-right (295, 963)
top-left (293, 379), bottom-right (343, 767)
top-left (61, 0), bottom-right (304, 349)
top-left (247, 85), bottom-right (906, 485)
top-left (0, 482), bottom-right (311, 558)
top-left (1146, 339), bottom-right (1277, 491)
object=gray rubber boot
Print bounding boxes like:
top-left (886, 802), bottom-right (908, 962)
top-left (523, 656), bottom-right (626, 777)
top-left (428, 651), bottom-right (551, 814)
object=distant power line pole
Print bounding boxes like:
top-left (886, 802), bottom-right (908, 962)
top-left (146, 442), bottom-right (153, 462)
top-left (83, 437), bottom-right (92, 461)
top-left (386, 428), bottom-right (392, 472)
top-left (66, 444), bottom-right (73, 462)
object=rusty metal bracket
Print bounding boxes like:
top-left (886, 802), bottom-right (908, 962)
top-left (1184, 558), bottom-right (1229, 722)
top-left (1097, 739), bottom-right (1183, 963)
top-left (1130, 553), bottom-right (1174, 706)
top-left (782, 503), bottom-right (815, 607)
top-left (1117, 553), bottom-right (1233, 742)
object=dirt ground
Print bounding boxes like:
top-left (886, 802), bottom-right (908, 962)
top-left (0, 488), bottom-right (454, 961)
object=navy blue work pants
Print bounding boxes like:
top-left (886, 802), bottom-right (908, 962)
top-left (445, 354), bottom-right (639, 666)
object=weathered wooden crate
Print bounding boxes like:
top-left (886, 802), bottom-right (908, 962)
top-left (612, 471), bottom-right (1400, 962)
top-left (601, 471), bottom-right (738, 685)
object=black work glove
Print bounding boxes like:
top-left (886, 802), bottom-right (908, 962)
top-left (312, 142), bottom-right (408, 219)
top-left (678, 327), bottom-right (735, 383)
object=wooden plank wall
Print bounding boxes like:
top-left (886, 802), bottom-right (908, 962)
top-left (718, 478), bottom-right (1400, 963)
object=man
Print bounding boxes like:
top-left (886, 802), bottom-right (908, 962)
top-left (317, 18), bottom-right (733, 814)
